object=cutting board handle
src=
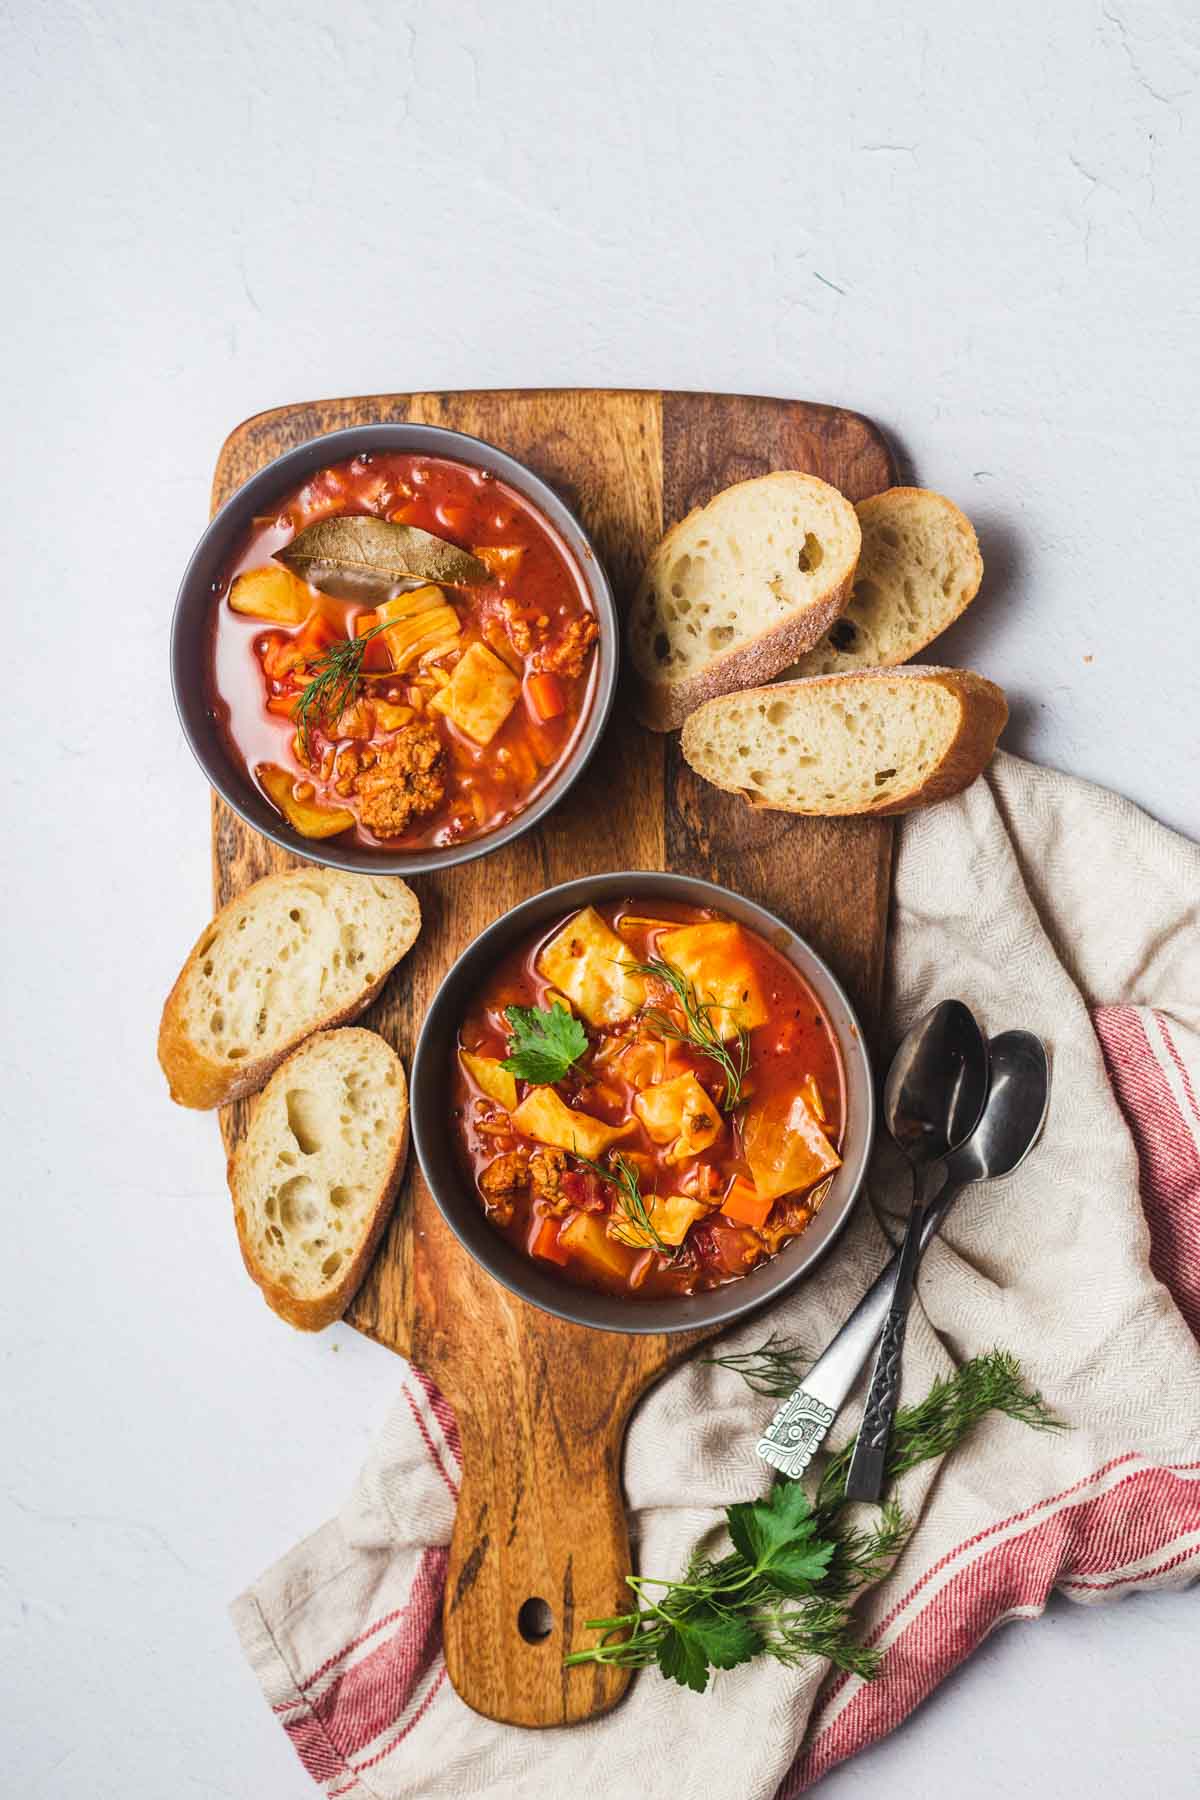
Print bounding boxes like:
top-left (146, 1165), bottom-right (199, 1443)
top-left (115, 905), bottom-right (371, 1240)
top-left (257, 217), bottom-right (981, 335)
top-left (440, 1353), bottom-right (637, 1727)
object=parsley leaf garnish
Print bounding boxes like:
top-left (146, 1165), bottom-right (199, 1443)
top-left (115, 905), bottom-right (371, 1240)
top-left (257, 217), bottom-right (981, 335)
top-left (727, 1483), bottom-right (836, 1593)
top-left (658, 1605), bottom-right (759, 1693)
top-left (500, 1001), bottom-right (587, 1086)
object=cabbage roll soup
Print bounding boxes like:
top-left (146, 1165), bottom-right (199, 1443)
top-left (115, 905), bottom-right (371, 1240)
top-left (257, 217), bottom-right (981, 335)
top-left (451, 899), bottom-right (845, 1299)
top-left (209, 452), bottom-right (600, 850)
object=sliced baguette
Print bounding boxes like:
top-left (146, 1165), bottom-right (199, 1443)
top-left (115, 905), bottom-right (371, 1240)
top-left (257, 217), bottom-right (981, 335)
top-left (158, 869), bottom-right (420, 1109)
top-left (781, 488), bottom-right (983, 680)
top-left (229, 1027), bottom-right (408, 1330)
top-left (680, 667), bottom-right (1008, 816)
top-left (628, 472), bottom-right (862, 731)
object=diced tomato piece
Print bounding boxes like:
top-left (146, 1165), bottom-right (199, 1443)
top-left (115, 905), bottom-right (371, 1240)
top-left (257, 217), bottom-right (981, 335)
top-left (720, 1176), bottom-right (772, 1229)
top-left (298, 615), bottom-right (336, 651)
top-left (530, 1216), bottom-right (570, 1266)
top-left (559, 1169), bottom-right (607, 1213)
top-left (696, 1221), bottom-right (762, 1277)
top-left (526, 672), bottom-right (566, 722)
top-left (259, 633), bottom-right (292, 679)
top-left (353, 609), bottom-right (393, 671)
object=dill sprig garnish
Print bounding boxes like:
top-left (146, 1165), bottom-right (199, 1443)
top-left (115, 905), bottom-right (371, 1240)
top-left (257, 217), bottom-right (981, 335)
top-left (573, 1147), bottom-right (677, 1259)
top-left (292, 619), bottom-right (394, 759)
top-left (625, 955), bottom-right (751, 1112)
top-left (700, 1332), bottom-right (810, 1396)
top-left (813, 1347), bottom-right (1065, 1513)
top-left (565, 1350), bottom-right (1065, 1693)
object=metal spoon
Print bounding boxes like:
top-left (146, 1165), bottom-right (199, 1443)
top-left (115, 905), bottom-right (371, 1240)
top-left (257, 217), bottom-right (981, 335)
top-left (842, 1000), bottom-right (990, 1499)
top-left (757, 1030), bottom-right (1049, 1478)
top-left (757, 1002), bottom-right (1004, 1483)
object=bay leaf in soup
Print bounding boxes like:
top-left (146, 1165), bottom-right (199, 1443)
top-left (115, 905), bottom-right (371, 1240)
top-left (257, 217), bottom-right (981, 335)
top-left (275, 516), bottom-right (488, 601)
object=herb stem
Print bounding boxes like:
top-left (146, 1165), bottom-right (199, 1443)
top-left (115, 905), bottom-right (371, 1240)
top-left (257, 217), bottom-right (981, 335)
top-left (700, 1333), bottom-right (810, 1396)
top-left (625, 956), bottom-right (751, 1112)
top-left (293, 619), bottom-right (394, 759)
top-left (573, 1148), bottom-right (676, 1259)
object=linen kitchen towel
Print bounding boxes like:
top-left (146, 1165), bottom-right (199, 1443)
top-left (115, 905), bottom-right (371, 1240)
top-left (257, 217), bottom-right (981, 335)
top-left (231, 752), bottom-right (1200, 1798)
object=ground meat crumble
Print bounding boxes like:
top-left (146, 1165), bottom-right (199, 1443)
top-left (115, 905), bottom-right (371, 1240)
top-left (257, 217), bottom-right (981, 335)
top-left (352, 720), bottom-right (448, 838)
top-left (533, 615), bottom-right (600, 680)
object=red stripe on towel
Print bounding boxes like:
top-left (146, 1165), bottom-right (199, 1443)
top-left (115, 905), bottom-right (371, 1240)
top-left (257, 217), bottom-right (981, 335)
top-left (787, 1462), bottom-right (1200, 1793)
top-left (1093, 1006), bottom-right (1200, 1336)
top-left (327, 1665), bottom-right (449, 1795)
top-left (413, 1365), bottom-right (463, 1467)
top-left (305, 1547), bottom-right (446, 1755)
top-left (1157, 1014), bottom-right (1200, 1130)
top-left (282, 1547), bottom-right (447, 1786)
top-left (401, 1382), bottom-right (460, 1500)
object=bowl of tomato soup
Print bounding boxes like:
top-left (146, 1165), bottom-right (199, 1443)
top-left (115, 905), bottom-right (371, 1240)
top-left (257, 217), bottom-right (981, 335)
top-left (172, 424), bottom-right (617, 873)
top-left (411, 872), bottom-right (873, 1334)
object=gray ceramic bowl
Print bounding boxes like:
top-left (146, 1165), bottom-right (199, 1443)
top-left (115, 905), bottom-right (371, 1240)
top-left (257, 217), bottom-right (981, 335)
top-left (411, 872), bottom-right (873, 1335)
top-left (171, 423), bottom-right (619, 875)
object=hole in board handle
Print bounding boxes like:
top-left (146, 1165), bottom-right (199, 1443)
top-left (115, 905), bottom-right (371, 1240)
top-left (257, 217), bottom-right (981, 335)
top-left (517, 1596), bottom-right (555, 1643)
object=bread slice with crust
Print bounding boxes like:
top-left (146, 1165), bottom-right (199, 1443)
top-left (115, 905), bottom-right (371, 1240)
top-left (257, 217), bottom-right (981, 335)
top-left (781, 488), bottom-right (983, 680)
top-left (628, 472), bottom-right (862, 731)
top-left (158, 868), bottom-right (420, 1109)
top-left (680, 667), bottom-right (1007, 816)
top-left (229, 1027), bottom-right (408, 1330)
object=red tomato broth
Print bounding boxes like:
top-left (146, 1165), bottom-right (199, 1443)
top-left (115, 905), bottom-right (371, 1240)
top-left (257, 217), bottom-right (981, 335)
top-left (451, 899), bottom-right (846, 1300)
top-left (209, 451), bottom-right (600, 850)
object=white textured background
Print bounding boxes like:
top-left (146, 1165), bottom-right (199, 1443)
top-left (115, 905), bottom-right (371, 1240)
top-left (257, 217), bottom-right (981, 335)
top-left (4, 1), bottom-right (1198, 1795)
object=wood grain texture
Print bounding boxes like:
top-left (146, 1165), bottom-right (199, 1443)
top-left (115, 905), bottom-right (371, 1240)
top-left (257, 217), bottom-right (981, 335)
top-left (208, 389), bottom-right (895, 1727)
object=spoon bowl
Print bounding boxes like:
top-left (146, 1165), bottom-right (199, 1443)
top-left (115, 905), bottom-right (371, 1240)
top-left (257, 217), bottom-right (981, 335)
top-left (942, 1029), bottom-right (1050, 1186)
top-left (884, 998), bottom-right (991, 1167)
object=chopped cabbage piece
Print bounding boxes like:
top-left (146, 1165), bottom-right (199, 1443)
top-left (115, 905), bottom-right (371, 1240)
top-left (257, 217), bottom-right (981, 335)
top-left (511, 1086), bottom-right (635, 1159)
top-left (742, 1089), bottom-right (841, 1203)
top-left (656, 921), bottom-right (769, 1040)
top-left (611, 1192), bottom-right (704, 1249)
top-left (428, 640), bottom-right (519, 744)
top-left (633, 1071), bottom-right (723, 1164)
top-left (459, 1051), bottom-right (518, 1112)
top-left (537, 906), bottom-right (646, 1027)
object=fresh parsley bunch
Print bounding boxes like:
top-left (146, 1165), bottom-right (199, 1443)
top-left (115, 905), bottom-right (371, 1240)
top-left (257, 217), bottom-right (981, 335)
top-left (565, 1481), bottom-right (881, 1693)
top-left (567, 1349), bottom-right (1062, 1693)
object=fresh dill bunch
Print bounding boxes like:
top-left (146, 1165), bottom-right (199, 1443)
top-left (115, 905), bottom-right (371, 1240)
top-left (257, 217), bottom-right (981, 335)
top-left (756, 1596), bottom-right (883, 1678)
top-left (626, 955), bottom-right (751, 1112)
top-left (817, 1500), bottom-right (910, 1602)
top-left (815, 1348), bottom-right (1065, 1513)
top-left (700, 1332), bottom-right (811, 1396)
top-left (573, 1147), bottom-right (677, 1259)
top-left (293, 619), bottom-right (394, 758)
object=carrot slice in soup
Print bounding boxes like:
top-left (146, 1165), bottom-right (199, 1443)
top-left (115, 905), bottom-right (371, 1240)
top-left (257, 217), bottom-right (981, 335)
top-left (720, 1176), bottom-right (773, 1229)
top-left (526, 672), bottom-right (566, 722)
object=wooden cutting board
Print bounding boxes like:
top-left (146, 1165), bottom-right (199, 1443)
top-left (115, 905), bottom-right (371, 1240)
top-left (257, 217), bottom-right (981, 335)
top-left (211, 388), bottom-right (895, 1727)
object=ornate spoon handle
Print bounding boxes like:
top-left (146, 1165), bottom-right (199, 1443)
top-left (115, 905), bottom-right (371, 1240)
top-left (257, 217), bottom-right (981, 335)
top-left (756, 1171), bottom-right (954, 1481)
top-left (841, 1163), bottom-right (943, 1501)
